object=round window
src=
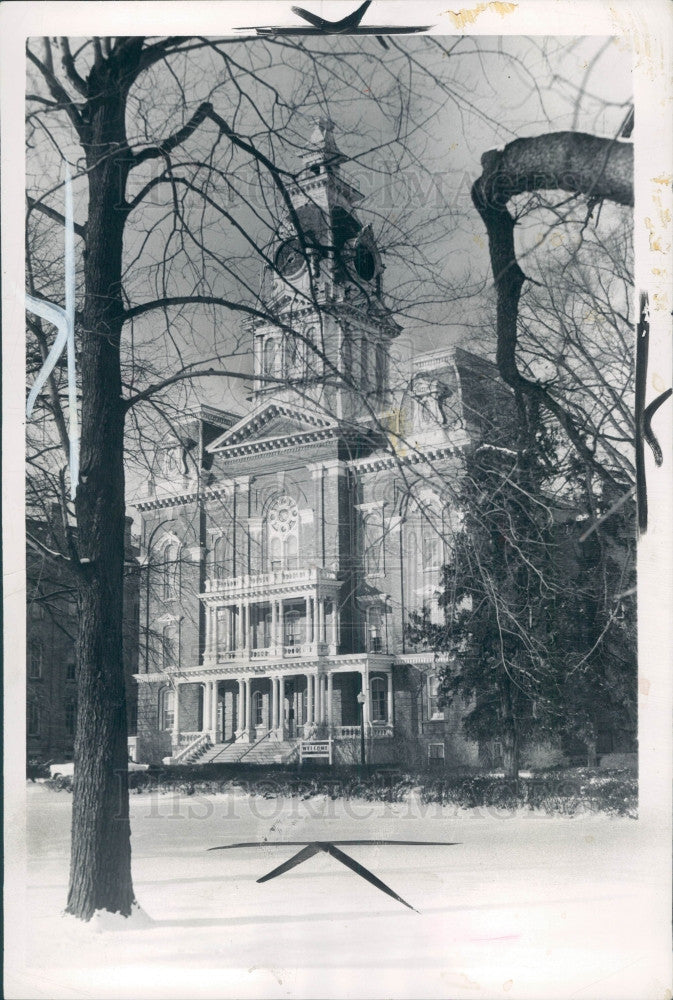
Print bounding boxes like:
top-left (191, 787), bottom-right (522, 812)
top-left (267, 495), bottom-right (298, 536)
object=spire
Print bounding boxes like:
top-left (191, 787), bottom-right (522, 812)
top-left (303, 116), bottom-right (347, 173)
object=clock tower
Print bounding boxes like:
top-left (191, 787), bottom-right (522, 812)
top-left (252, 118), bottom-right (400, 422)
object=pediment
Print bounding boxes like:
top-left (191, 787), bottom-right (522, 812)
top-left (206, 401), bottom-right (337, 453)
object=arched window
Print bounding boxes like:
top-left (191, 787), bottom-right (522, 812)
top-left (427, 674), bottom-right (445, 721)
top-left (285, 334), bottom-right (300, 378)
top-left (159, 687), bottom-right (175, 730)
top-left (360, 338), bottom-right (370, 389)
top-left (265, 494), bottom-right (299, 571)
top-left (269, 535), bottom-right (282, 572)
top-left (303, 326), bottom-right (317, 379)
top-left (213, 534), bottom-right (232, 577)
top-left (367, 609), bottom-right (382, 653)
top-left (363, 514), bottom-right (383, 575)
top-left (162, 541), bottom-right (181, 599)
top-left (422, 527), bottom-right (442, 572)
top-left (29, 639), bottom-right (43, 679)
top-left (404, 523), bottom-right (420, 612)
top-left (422, 521), bottom-right (444, 622)
top-left (284, 610), bottom-right (301, 645)
top-left (370, 676), bottom-right (387, 723)
top-left (252, 689), bottom-right (264, 727)
top-left (162, 623), bottom-right (179, 671)
top-left (341, 333), bottom-right (352, 378)
top-left (375, 342), bottom-right (387, 399)
top-left (263, 338), bottom-right (279, 377)
top-left (286, 533), bottom-right (298, 570)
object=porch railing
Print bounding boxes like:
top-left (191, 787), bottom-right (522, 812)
top-left (178, 730), bottom-right (203, 746)
top-left (205, 566), bottom-right (338, 594)
top-left (217, 641), bottom-right (331, 662)
top-left (172, 731), bottom-right (211, 764)
top-left (333, 724), bottom-right (394, 739)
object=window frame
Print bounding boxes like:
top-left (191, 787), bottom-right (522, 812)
top-left (29, 639), bottom-right (43, 680)
top-left (370, 675), bottom-right (387, 724)
top-left (252, 689), bottom-right (264, 727)
top-left (64, 699), bottom-right (77, 737)
top-left (159, 687), bottom-right (175, 731)
top-left (427, 674), bottom-right (445, 721)
top-left (162, 541), bottom-right (181, 600)
top-left (27, 700), bottom-right (40, 736)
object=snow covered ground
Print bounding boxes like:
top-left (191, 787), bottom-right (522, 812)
top-left (6, 782), bottom-right (671, 999)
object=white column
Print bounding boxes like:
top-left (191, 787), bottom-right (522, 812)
top-left (272, 600), bottom-right (278, 650)
top-left (278, 599), bottom-right (285, 649)
top-left (306, 596), bottom-right (313, 644)
top-left (245, 678), bottom-right (252, 732)
top-left (211, 681), bottom-right (219, 733)
top-left (320, 674), bottom-right (326, 723)
top-left (279, 676), bottom-right (286, 736)
top-left (327, 672), bottom-right (333, 730)
top-left (318, 598), bottom-right (325, 644)
top-left (237, 603), bottom-right (243, 648)
top-left (387, 672), bottom-right (393, 726)
top-left (203, 682), bottom-right (212, 733)
top-left (242, 603), bottom-right (248, 650)
top-left (306, 674), bottom-right (314, 725)
top-left (237, 678), bottom-right (244, 731)
top-left (362, 672), bottom-right (371, 727)
top-left (330, 603), bottom-right (338, 646)
top-left (173, 684), bottom-right (180, 743)
top-left (205, 606), bottom-right (213, 658)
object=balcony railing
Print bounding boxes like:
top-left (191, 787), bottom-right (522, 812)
top-left (217, 642), bottom-right (331, 663)
top-left (334, 724), bottom-right (394, 739)
top-left (204, 566), bottom-right (338, 594)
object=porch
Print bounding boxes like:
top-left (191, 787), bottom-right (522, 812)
top-left (168, 665), bottom-right (395, 755)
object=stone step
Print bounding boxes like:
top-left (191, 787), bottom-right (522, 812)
top-left (195, 740), bottom-right (299, 765)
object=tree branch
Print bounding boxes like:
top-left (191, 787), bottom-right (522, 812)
top-left (59, 37), bottom-right (89, 96)
top-left (472, 131), bottom-right (633, 486)
top-left (26, 42), bottom-right (84, 134)
top-left (131, 101), bottom-right (214, 167)
top-left (26, 194), bottom-right (87, 239)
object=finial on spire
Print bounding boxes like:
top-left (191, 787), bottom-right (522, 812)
top-left (304, 116), bottom-right (346, 170)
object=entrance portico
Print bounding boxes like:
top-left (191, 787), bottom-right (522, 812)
top-left (161, 655), bottom-right (394, 753)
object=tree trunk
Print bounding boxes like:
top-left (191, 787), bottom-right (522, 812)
top-left (502, 730), bottom-right (520, 780)
top-left (65, 78), bottom-right (135, 920)
top-left (500, 678), bottom-right (520, 780)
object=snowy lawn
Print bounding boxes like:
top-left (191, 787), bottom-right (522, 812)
top-left (8, 782), bottom-right (669, 999)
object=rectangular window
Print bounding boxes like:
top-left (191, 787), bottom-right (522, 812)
top-left (28, 701), bottom-right (39, 736)
top-left (29, 641), bottom-right (43, 680)
top-left (65, 700), bottom-right (77, 736)
top-left (427, 675), bottom-right (445, 721)
top-left (370, 677), bottom-right (387, 723)
top-left (66, 660), bottom-right (76, 681)
top-left (428, 742), bottom-right (445, 760)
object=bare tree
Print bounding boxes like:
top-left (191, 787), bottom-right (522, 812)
top-left (25, 33), bottom-right (636, 919)
top-left (26, 32), bottom-right (483, 921)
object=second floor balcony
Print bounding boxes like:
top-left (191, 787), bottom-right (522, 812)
top-left (203, 565), bottom-right (338, 598)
